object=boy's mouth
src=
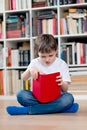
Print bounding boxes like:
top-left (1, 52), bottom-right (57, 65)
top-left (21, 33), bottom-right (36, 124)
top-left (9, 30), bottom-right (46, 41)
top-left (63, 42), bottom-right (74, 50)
top-left (45, 62), bottom-right (50, 65)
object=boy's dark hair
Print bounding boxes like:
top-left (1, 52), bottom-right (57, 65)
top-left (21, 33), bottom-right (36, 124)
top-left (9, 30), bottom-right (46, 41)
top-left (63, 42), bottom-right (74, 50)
top-left (35, 34), bottom-right (58, 53)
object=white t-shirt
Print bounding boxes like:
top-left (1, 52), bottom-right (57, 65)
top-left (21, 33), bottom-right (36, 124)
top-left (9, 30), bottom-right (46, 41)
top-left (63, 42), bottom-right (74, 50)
top-left (28, 57), bottom-right (71, 82)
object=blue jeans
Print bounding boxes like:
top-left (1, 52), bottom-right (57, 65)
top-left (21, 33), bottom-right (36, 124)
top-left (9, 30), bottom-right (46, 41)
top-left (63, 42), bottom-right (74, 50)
top-left (16, 90), bottom-right (74, 114)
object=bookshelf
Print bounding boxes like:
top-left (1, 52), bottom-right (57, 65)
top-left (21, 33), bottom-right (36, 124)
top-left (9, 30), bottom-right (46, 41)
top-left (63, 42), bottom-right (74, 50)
top-left (59, 2), bottom-right (87, 75)
top-left (0, 0), bottom-right (87, 98)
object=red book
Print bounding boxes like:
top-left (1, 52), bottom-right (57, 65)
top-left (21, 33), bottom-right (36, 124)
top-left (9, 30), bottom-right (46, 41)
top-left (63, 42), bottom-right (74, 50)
top-left (6, 30), bottom-right (21, 38)
top-left (7, 47), bottom-right (12, 67)
top-left (0, 70), bottom-right (4, 95)
top-left (32, 72), bottom-right (61, 103)
top-left (60, 18), bottom-right (64, 35)
top-left (52, 18), bottom-right (57, 35)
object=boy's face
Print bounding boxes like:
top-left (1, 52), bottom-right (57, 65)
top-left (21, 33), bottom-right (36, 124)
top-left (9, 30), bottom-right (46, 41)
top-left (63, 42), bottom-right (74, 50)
top-left (38, 50), bottom-right (57, 66)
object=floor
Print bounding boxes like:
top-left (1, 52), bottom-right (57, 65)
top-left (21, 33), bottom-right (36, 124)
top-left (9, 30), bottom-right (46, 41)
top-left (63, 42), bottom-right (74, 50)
top-left (0, 99), bottom-right (87, 130)
top-left (0, 80), bottom-right (87, 130)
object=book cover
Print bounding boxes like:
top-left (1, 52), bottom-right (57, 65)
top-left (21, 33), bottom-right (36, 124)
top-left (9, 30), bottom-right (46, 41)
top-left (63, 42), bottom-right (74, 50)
top-left (32, 72), bottom-right (61, 103)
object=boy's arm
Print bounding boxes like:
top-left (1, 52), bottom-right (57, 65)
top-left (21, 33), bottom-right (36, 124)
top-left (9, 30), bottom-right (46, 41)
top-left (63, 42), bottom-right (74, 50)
top-left (56, 75), bottom-right (70, 92)
top-left (21, 67), bottom-right (42, 80)
top-left (21, 68), bottom-right (31, 81)
top-left (61, 81), bottom-right (69, 92)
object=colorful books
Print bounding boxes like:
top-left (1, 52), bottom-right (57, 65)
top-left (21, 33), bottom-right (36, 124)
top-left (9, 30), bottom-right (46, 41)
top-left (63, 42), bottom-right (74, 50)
top-left (32, 72), bottom-right (61, 103)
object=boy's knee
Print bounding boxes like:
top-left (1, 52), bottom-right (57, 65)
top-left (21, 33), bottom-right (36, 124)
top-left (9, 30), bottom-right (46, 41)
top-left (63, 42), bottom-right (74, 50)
top-left (67, 93), bottom-right (74, 103)
top-left (61, 92), bottom-right (74, 106)
top-left (16, 90), bottom-right (24, 98)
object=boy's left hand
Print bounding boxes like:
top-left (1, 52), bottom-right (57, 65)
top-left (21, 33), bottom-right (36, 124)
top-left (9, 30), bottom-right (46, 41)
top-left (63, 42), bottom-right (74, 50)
top-left (56, 75), bottom-right (63, 86)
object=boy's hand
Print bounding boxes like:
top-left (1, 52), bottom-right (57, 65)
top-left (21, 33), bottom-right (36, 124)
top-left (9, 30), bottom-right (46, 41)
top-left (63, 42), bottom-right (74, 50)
top-left (56, 75), bottom-right (69, 92)
top-left (56, 75), bottom-right (63, 86)
top-left (30, 68), bottom-right (42, 80)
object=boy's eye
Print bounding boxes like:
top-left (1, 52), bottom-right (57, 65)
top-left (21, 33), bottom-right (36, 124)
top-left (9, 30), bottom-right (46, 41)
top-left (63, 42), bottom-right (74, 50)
top-left (41, 56), bottom-right (46, 58)
top-left (40, 55), bottom-right (53, 58)
top-left (49, 55), bottom-right (53, 57)
top-left (41, 55), bottom-right (53, 58)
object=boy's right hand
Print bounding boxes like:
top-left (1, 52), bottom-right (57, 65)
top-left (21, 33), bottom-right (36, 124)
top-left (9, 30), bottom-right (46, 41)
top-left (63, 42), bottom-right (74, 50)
top-left (30, 68), bottom-right (42, 80)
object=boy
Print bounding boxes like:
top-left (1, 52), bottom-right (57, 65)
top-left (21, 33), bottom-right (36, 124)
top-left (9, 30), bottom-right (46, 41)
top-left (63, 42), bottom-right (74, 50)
top-left (6, 34), bottom-right (79, 115)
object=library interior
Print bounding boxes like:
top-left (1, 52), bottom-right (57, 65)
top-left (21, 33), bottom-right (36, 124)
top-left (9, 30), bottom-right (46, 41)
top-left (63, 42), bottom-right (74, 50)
top-left (0, 0), bottom-right (87, 130)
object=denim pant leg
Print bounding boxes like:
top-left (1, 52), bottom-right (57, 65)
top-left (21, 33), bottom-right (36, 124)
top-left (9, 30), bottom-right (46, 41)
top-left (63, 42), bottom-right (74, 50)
top-left (17, 90), bottom-right (74, 114)
top-left (17, 90), bottom-right (39, 106)
top-left (29, 92), bottom-right (74, 114)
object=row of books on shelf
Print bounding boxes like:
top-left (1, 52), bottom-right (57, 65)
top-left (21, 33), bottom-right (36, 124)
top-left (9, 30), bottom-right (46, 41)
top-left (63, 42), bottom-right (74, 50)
top-left (32, 17), bottom-right (57, 36)
top-left (70, 73), bottom-right (87, 83)
top-left (60, 8), bottom-right (87, 35)
top-left (32, 10), bottom-right (57, 36)
top-left (0, 41), bottom-right (30, 67)
top-left (69, 74), bottom-right (87, 93)
top-left (32, 0), bottom-right (58, 8)
top-left (1, 7), bottom-right (87, 39)
top-left (60, 0), bottom-right (87, 5)
top-left (6, 12), bottom-right (30, 38)
top-left (0, 47), bottom-right (30, 67)
top-left (5, 0), bottom-right (87, 11)
top-left (5, 0), bottom-right (58, 11)
top-left (6, 47), bottom-right (30, 67)
top-left (61, 42), bottom-right (87, 65)
top-left (1, 41), bottom-right (87, 68)
top-left (0, 70), bottom-right (30, 95)
top-left (1, 67), bottom-right (87, 96)
top-left (69, 66), bottom-right (87, 73)
top-left (5, 0), bottom-right (30, 11)
top-left (1, 0), bottom-right (87, 12)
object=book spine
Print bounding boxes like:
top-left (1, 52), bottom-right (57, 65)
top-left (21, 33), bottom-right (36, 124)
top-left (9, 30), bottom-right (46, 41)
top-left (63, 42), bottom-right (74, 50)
top-left (0, 49), bottom-right (4, 67)
top-left (6, 30), bottom-right (21, 38)
top-left (21, 21), bottom-right (25, 37)
top-left (19, 50), bottom-right (23, 66)
top-left (12, 0), bottom-right (16, 10)
top-left (63, 0), bottom-right (68, 4)
top-left (60, 0), bottom-right (63, 5)
top-left (23, 50), bottom-right (30, 66)
top-left (52, 18), bottom-right (57, 35)
top-left (7, 47), bottom-right (12, 67)
top-left (0, 70), bottom-right (4, 95)
top-left (25, 12), bottom-right (30, 37)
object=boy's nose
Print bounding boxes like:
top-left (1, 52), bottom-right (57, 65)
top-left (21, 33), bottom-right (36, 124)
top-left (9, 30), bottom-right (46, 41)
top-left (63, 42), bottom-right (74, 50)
top-left (46, 57), bottom-right (49, 61)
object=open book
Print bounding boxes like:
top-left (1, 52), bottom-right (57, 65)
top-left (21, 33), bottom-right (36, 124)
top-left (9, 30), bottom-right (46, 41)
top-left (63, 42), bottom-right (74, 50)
top-left (32, 72), bottom-right (61, 103)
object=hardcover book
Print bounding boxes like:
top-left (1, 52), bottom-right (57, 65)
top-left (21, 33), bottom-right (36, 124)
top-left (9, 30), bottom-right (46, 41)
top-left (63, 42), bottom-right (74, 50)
top-left (32, 72), bottom-right (61, 103)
